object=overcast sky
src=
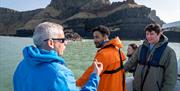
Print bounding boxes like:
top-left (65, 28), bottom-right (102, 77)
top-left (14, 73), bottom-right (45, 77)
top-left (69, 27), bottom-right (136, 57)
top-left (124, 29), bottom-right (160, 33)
top-left (0, 0), bottom-right (179, 23)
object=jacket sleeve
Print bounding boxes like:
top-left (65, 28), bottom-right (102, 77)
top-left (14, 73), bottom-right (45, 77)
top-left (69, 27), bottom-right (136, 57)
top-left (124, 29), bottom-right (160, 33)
top-left (76, 64), bottom-right (94, 87)
top-left (51, 69), bottom-right (100, 91)
top-left (161, 49), bottom-right (177, 91)
top-left (76, 53), bottom-right (110, 87)
top-left (124, 47), bottom-right (139, 72)
top-left (81, 73), bottom-right (100, 91)
top-left (50, 71), bottom-right (80, 91)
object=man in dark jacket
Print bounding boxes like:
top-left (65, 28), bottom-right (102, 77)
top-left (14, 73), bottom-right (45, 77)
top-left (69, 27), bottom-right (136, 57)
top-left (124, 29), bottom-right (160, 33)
top-left (124, 23), bottom-right (177, 91)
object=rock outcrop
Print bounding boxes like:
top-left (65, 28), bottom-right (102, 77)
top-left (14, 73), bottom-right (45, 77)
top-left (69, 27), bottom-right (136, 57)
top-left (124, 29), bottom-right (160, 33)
top-left (0, 8), bottom-right (42, 35)
top-left (0, 0), bottom-right (179, 42)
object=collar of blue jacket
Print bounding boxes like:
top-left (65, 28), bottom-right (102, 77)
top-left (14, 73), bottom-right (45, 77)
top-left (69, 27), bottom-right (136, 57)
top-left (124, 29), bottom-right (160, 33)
top-left (23, 45), bottom-right (65, 66)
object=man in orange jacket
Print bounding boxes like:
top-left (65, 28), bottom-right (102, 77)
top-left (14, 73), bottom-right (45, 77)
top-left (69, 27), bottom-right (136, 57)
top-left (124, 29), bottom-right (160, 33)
top-left (76, 25), bottom-right (126, 91)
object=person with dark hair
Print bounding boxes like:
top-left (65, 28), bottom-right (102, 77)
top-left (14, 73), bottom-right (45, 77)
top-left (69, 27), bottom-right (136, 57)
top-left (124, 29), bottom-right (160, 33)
top-left (126, 43), bottom-right (138, 75)
top-left (76, 25), bottom-right (127, 91)
top-left (124, 23), bottom-right (177, 91)
top-left (127, 43), bottom-right (138, 58)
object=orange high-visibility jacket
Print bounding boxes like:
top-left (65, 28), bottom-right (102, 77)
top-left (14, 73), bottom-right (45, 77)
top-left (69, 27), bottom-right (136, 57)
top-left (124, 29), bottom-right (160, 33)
top-left (76, 37), bottom-right (126, 91)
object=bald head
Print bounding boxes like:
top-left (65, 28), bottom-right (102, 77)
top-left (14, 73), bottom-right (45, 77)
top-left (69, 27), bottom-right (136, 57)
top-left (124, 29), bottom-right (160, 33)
top-left (33, 22), bottom-right (64, 48)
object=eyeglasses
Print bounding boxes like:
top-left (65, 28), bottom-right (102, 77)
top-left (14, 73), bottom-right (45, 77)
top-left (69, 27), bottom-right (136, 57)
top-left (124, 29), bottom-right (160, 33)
top-left (44, 38), bottom-right (66, 43)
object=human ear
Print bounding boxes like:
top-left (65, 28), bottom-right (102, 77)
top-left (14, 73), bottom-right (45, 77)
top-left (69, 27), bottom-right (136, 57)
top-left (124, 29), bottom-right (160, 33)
top-left (47, 39), bottom-right (54, 49)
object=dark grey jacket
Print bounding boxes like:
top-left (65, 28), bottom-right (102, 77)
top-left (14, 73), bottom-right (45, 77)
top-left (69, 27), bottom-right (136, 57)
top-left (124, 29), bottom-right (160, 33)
top-left (124, 35), bottom-right (177, 91)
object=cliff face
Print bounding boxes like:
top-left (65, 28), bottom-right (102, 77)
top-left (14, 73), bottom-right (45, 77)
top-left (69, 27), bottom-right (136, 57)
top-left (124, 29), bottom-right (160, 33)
top-left (0, 0), bottom-right (179, 42)
top-left (63, 2), bottom-right (164, 40)
top-left (0, 8), bottom-right (42, 35)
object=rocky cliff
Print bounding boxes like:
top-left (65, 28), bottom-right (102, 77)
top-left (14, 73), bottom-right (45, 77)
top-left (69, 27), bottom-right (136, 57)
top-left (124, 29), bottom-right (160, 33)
top-left (0, 0), bottom-right (179, 42)
top-left (0, 8), bottom-right (42, 35)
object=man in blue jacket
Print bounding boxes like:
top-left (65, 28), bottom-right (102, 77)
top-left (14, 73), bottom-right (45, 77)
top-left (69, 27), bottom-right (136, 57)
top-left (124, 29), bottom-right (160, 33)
top-left (13, 22), bottom-right (103, 91)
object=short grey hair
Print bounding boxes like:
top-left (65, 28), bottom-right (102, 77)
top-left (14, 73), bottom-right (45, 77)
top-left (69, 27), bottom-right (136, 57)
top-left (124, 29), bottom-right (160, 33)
top-left (33, 22), bottom-right (63, 48)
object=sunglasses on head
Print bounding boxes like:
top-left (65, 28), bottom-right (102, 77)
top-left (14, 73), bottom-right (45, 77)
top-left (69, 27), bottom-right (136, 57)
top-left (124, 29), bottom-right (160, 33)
top-left (44, 38), bottom-right (66, 43)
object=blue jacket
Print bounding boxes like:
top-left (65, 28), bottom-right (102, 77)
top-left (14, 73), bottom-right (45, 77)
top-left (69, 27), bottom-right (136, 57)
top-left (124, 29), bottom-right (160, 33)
top-left (13, 46), bottom-right (100, 91)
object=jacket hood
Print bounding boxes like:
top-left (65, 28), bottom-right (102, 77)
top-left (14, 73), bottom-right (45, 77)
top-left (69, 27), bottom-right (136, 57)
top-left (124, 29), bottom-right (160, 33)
top-left (143, 34), bottom-right (168, 48)
top-left (102, 37), bottom-right (123, 48)
top-left (22, 46), bottom-right (65, 65)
